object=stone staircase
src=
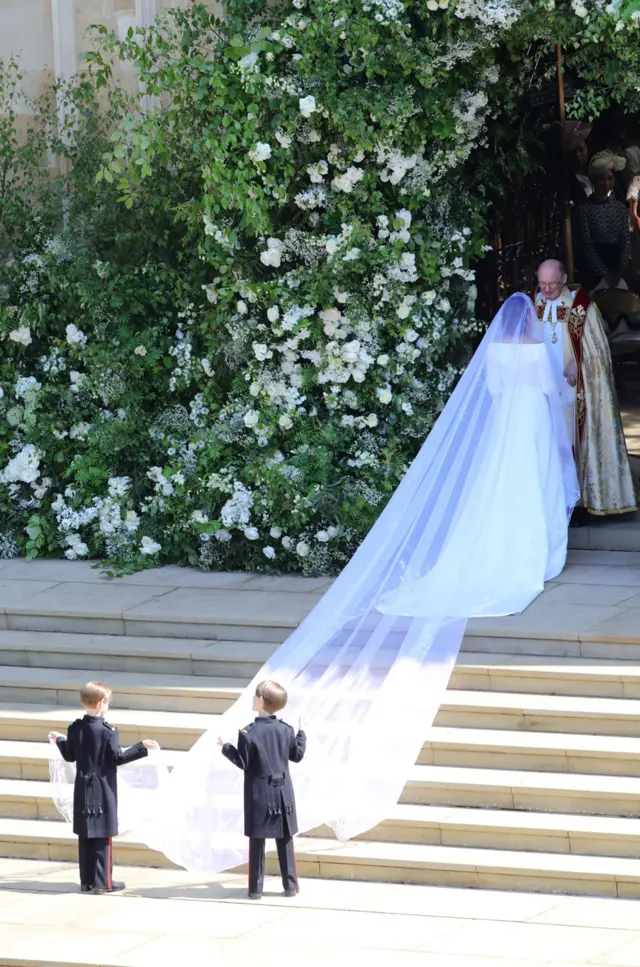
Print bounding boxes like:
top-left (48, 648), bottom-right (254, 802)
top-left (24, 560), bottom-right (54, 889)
top-left (3, 556), bottom-right (640, 897)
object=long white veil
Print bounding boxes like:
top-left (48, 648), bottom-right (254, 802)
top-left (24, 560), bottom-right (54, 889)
top-left (136, 293), bottom-right (578, 873)
top-left (49, 295), bottom-right (578, 870)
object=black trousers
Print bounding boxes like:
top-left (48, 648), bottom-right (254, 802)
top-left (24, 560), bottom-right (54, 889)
top-left (78, 835), bottom-right (113, 889)
top-left (248, 836), bottom-right (298, 895)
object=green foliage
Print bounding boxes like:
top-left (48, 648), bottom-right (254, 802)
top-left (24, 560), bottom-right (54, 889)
top-left (1, 0), bottom-right (640, 574)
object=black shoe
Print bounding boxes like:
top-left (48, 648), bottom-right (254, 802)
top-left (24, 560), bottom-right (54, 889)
top-left (284, 888), bottom-right (299, 897)
top-left (248, 891), bottom-right (262, 900)
top-left (80, 884), bottom-right (94, 893)
top-left (93, 881), bottom-right (126, 894)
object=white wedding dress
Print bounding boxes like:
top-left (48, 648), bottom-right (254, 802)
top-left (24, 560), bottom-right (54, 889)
top-left (377, 340), bottom-right (573, 619)
top-left (50, 295), bottom-right (580, 874)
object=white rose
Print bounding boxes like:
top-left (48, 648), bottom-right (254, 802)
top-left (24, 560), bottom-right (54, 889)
top-left (278, 414), bottom-right (293, 430)
top-left (282, 536), bottom-right (294, 550)
top-left (325, 238), bottom-right (339, 255)
top-left (249, 382), bottom-right (260, 397)
top-left (365, 413), bottom-right (378, 427)
top-left (263, 545), bottom-right (276, 559)
top-left (299, 95), bottom-right (317, 118)
top-left (140, 536), bottom-right (161, 556)
top-left (275, 129), bottom-right (293, 149)
top-left (396, 303), bottom-right (411, 320)
top-left (377, 354), bottom-right (389, 366)
top-left (249, 142), bottom-right (272, 163)
top-left (405, 329), bottom-right (419, 343)
top-left (316, 530), bottom-right (330, 543)
top-left (402, 401), bottom-right (414, 415)
top-left (134, 345), bottom-right (147, 356)
top-left (424, 290), bottom-right (437, 305)
top-left (244, 527), bottom-right (259, 540)
top-left (327, 525), bottom-right (339, 538)
top-left (296, 541), bottom-right (310, 557)
top-left (9, 327), bottom-right (32, 346)
top-left (270, 526), bottom-right (282, 538)
top-left (267, 306), bottom-right (280, 322)
top-left (244, 409), bottom-right (260, 428)
top-left (352, 370), bottom-right (365, 383)
top-left (377, 388), bottom-right (392, 404)
top-left (215, 529), bottom-right (232, 542)
top-left (253, 343), bottom-right (273, 361)
top-left (237, 300), bottom-right (248, 315)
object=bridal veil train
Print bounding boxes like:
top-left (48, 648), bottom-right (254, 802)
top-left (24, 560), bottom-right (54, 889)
top-left (51, 294), bottom-right (580, 873)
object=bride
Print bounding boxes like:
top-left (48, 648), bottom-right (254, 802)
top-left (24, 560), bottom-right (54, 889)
top-left (52, 294), bottom-right (580, 875)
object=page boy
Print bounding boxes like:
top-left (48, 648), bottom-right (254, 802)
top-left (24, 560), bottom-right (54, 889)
top-left (49, 680), bottom-right (159, 894)
top-left (218, 680), bottom-right (306, 900)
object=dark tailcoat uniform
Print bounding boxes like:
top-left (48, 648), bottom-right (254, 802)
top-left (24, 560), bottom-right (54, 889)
top-left (56, 715), bottom-right (148, 890)
top-left (222, 715), bottom-right (306, 896)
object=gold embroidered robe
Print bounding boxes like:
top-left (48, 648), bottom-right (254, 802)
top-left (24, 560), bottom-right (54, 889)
top-left (535, 286), bottom-right (637, 516)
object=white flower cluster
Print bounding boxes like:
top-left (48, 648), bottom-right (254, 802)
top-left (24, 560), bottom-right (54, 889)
top-left (260, 237), bottom-right (285, 267)
top-left (66, 324), bottom-right (87, 348)
top-left (8, 326), bottom-right (32, 346)
top-left (0, 444), bottom-right (41, 484)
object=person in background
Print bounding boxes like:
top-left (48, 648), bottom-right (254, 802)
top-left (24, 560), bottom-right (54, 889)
top-left (567, 121), bottom-right (593, 208)
top-left (577, 150), bottom-right (630, 293)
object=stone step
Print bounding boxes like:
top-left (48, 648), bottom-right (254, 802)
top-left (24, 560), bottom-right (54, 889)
top-left (0, 581), bottom-right (321, 643)
top-left (402, 765), bottom-right (640, 815)
top-left (0, 666), bottom-right (243, 714)
top-left (454, 654), bottom-right (640, 697)
top-left (437, 689), bottom-right (640, 735)
top-left (2, 687), bottom-right (640, 751)
top-left (0, 704), bottom-right (212, 750)
top-left (6, 724), bottom-right (640, 783)
top-left (0, 629), bottom-right (274, 678)
top-left (5, 759), bottom-right (640, 826)
top-left (5, 629), bottom-right (640, 699)
top-left (422, 727), bottom-right (640, 775)
top-left (2, 817), bottom-right (640, 897)
top-left (7, 787), bottom-right (640, 860)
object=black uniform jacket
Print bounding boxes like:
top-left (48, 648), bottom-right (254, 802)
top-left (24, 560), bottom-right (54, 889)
top-left (56, 715), bottom-right (148, 838)
top-left (222, 715), bottom-right (306, 838)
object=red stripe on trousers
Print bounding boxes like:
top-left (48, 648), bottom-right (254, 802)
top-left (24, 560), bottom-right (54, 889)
top-left (107, 838), bottom-right (112, 890)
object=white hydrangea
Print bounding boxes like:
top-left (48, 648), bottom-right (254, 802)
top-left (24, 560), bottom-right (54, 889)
top-left (66, 324), bottom-right (87, 348)
top-left (15, 376), bottom-right (41, 399)
top-left (221, 481), bottom-right (254, 527)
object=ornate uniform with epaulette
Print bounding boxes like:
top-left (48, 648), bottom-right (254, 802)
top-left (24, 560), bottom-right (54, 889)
top-left (222, 714), bottom-right (306, 897)
top-left (56, 715), bottom-right (148, 891)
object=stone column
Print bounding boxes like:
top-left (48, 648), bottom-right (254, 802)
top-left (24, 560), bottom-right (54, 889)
top-left (51, 0), bottom-right (77, 168)
top-left (135, 0), bottom-right (160, 112)
top-left (51, 0), bottom-right (77, 85)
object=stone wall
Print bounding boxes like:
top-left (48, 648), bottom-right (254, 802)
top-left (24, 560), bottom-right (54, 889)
top-left (1, 0), bottom-right (222, 111)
